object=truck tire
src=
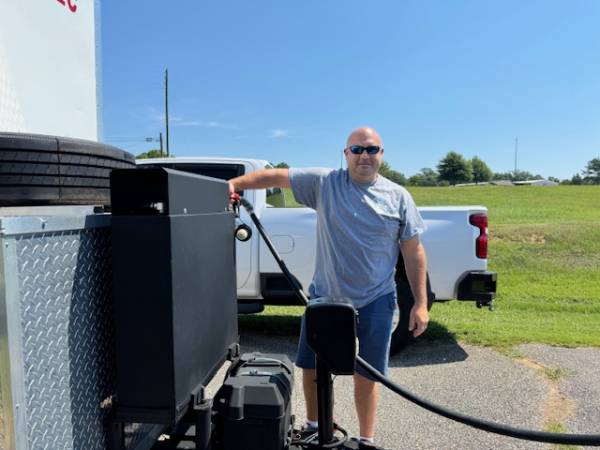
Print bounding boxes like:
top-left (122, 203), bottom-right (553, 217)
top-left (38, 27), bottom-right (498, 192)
top-left (0, 132), bottom-right (135, 206)
top-left (389, 255), bottom-right (435, 356)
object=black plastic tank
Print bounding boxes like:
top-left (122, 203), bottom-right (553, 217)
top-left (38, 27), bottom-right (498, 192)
top-left (110, 168), bottom-right (239, 424)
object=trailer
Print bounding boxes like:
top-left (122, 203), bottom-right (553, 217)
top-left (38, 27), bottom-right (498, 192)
top-left (0, 5), bottom-right (163, 447)
top-left (0, 1), bottom-right (101, 140)
top-left (0, 206), bottom-right (164, 450)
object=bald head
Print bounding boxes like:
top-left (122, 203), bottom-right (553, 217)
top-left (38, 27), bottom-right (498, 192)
top-left (344, 126), bottom-right (384, 183)
top-left (346, 127), bottom-right (383, 148)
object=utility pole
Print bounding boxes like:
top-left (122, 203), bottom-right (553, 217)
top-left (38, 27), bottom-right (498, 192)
top-left (165, 69), bottom-right (170, 157)
top-left (159, 132), bottom-right (164, 157)
top-left (514, 137), bottom-right (518, 174)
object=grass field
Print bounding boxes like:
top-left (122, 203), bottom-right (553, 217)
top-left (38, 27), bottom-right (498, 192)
top-left (241, 185), bottom-right (600, 349)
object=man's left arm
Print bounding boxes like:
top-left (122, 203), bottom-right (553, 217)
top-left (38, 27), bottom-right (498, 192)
top-left (400, 236), bottom-right (429, 337)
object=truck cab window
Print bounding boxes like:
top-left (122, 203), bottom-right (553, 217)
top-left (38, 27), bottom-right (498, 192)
top-left (264, 164), bottom-right (286, 207)
top-left (266, 187), bottom-right (286, 207)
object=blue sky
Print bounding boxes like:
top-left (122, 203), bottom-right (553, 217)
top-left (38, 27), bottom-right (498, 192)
top-left (101, 1), bottom-right (600, 180)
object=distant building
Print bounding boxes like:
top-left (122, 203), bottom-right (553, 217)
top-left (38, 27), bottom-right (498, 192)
top-left (454, 182), bottom-right (491, 187)
top-left (513, 180), bottom-right (559, 186)
top-left (453, 179), bottom-right (559, 187)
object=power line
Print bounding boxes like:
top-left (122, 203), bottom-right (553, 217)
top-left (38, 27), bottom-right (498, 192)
top-left (105, 137), bottom-right (156, 143)
top-left (105, 136), bottom-right (164, 156)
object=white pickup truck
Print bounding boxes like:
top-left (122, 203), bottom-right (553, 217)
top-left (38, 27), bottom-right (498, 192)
top-left (137, 157), bottom-right (497, 352)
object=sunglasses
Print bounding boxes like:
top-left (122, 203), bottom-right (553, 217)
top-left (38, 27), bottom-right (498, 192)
top-left (346, 145), bottom-right (383, 155)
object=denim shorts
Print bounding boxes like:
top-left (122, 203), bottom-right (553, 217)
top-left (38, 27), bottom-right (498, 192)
top-left (295, 291), bottom-right (397, 381)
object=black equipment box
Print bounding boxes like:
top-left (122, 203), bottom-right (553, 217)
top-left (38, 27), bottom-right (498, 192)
top-left (110, 168), bottom-right (238, 424)
top-left (212, 352), bottom-right (294, 450)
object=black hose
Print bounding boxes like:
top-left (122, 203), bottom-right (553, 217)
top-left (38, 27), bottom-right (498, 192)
top-left (238, 197), bottom-right (309, 306)
top-left (356, 356), bottom-right (600, 446)
top-left (292, 423), bottom-right (349, 449)
top-left (236, 196), bottom-right (600, 447)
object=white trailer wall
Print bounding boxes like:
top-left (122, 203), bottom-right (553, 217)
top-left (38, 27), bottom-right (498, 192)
top-left (0, 1), bottom-right (100, 140)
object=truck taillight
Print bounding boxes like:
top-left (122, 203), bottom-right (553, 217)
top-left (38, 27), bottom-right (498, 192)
top-left (469, 213), bottom-right (488, 259)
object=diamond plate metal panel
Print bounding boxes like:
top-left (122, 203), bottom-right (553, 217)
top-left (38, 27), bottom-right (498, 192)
top-left (13, 227), bottom-right (160, 450)
top-left (17, 228), bottom-right (114, 450)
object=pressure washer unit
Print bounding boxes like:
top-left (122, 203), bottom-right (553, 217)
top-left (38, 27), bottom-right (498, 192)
top-left (108, 171), bottom-right (600, 450)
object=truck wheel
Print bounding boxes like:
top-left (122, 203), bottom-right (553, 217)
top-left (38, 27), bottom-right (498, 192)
top-left (389, 251), bottom-right (435, 356)
top-left (0, 132), bottom-right (135, 206)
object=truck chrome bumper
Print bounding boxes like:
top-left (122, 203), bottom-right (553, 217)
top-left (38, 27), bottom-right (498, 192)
top-left (456, 271), bottom-right (497, 304)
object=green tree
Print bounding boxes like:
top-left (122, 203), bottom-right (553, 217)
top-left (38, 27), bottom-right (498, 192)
top-left (274, 162), bottom-right (290, 169)
top-left (582, 158), bottom-right (600, 184)
top-left (409, 168), bottom-right (438, 186)
top-left (493, 170), bottom-right (539, 181)
top-left (571, 173), bottom-right (583, 185)
top-left (470, 157), bottom-right (493, 183)
top-left (437, 152), bottom-right (472, 185)
top-left (493, 172), bottom-right (513, 181)
top-left (136, 149), bottom-right (171, 159)
top-left (378, 161), bottom-right (407, 185)
top-left (512, 170), bottom-right (539, 181)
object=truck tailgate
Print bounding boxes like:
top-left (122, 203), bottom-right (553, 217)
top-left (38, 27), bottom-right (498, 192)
top-left (419, 206), bottom-right (488, 300)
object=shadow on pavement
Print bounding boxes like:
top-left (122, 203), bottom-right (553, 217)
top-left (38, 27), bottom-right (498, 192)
top-left (389, 321), bottom-right (469, 368)
top-left (389, 339), bottom-right (469, 368)
top-left (239, 316), bottom-right (469, 369)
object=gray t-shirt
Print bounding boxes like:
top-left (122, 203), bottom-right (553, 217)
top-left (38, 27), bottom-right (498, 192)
top-left (289, 168), bottom-right (425, 308)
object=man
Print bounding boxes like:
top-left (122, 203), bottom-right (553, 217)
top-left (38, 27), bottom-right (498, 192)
top-left (228, 127), bottom-right (429, 445)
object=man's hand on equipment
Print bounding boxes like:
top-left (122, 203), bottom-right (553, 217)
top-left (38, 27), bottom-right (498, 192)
top-left (408, 304), bottom-right (429, 337)
top-left (228, 182), bottom-right (239, 207)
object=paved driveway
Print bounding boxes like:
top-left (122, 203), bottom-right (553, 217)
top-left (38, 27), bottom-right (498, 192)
top-left (231, 332), bottom-right (600, 450)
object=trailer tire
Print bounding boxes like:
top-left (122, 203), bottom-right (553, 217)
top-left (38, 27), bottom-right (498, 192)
top-left (0, 132), bottom-right (135, 206)
top-left (389, 255), bottom-right (435, 356)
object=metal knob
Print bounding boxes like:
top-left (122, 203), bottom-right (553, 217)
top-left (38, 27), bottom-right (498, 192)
top-left (235, 223), bottom-right (252, 242)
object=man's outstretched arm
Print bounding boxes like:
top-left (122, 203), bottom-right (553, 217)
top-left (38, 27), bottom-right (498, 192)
top-left (400, 236), bottom-right (429, 337)
top-left (228, 168), bottom-right (291, 197)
